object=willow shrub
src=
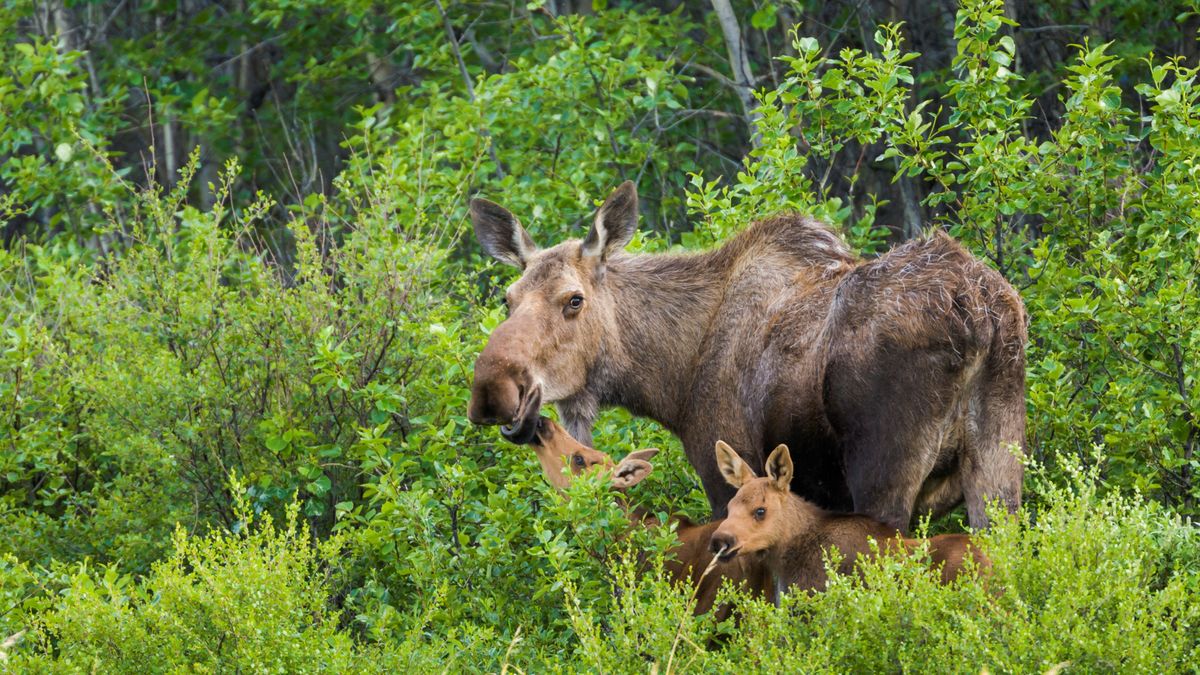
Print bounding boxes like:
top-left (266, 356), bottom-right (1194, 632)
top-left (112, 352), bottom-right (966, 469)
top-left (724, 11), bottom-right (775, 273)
top-left (562, 458), bottom-right (1200, 673)
top-left (7, 456), bottom-right (1198, 672)
top-left (7, 498), bottom-right (515, 673)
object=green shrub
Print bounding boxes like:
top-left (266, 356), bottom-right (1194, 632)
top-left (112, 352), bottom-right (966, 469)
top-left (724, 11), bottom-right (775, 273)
top-left (6, 497), bottom-right (515, 673)
top-left (555, 457), bottom-right (1200, 673)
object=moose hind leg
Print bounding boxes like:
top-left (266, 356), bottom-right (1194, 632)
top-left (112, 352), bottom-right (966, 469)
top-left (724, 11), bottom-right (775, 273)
top-left (961, 368), bottom-right (1025, 529)
top-left (827, 348), bottom-right (963, 535)
top-left (843, 434), bottom-right (937, 535)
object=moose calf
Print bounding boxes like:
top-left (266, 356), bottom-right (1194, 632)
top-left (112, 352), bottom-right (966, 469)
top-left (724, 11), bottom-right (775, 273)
top-left (530, 417), bottom-right (772, 619)
top-left (709, 441), bottom-right (988, 598)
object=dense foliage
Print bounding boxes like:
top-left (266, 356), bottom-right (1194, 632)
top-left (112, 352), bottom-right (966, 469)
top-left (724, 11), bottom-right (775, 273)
top-left (2, 0), bottom-right (1198, 671)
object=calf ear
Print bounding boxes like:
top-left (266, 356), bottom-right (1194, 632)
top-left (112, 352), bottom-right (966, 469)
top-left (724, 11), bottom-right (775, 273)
top-left (623, 448), bottom-right (659, 463)
top-left (581, 181), bottom-right (638, 261)
top-left (765, 444), bottom-right (793, 490)
top-left (470, 198), bottom-right (538, 268)
top-left (714, 440), bottom-right (756, 488)
top-left (611, 457), bottom-right (653, 489)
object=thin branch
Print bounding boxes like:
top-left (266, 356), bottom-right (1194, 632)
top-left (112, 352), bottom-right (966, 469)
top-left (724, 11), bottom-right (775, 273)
top-left (434, 0), bottom-right (504, 179)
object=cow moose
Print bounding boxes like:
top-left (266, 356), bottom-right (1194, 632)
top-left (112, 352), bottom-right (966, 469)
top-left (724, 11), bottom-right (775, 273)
top-left (468, 181), bottom-right (1027, 531)
top-left (709, 441), bottom-right (988, 598)
top-left (529, 416), bottom-right (773, 619)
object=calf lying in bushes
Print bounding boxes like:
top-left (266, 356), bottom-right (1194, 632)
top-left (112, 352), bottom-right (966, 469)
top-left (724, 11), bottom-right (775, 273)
top-left (709, 441), bottom-right (988, 598)
top-left (530, 417), bottom-right (772, 619)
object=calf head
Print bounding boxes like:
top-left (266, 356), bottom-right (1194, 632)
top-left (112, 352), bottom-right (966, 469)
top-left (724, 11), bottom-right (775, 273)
top-left (709, 441), bottom-right (794, 562)
top-left (467, 182), bottom-right (640, 444)
top-left (531, 416), bottom-right (658, 491)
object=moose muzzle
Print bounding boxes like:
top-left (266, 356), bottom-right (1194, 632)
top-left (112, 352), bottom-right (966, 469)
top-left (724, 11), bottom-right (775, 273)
top-left (468, 328), bottom-right (543, 444)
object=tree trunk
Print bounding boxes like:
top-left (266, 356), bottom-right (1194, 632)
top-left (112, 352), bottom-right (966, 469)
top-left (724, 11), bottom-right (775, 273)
top-left (709, 0), bottom-right (761, 148)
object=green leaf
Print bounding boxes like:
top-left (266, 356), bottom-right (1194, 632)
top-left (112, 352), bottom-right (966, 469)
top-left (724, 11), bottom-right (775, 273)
top-left (751, 4), bottom-right (778, 30)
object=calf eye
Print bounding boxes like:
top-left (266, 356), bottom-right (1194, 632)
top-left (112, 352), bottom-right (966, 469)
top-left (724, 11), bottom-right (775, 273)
top-left (568, 295), bottom-right (584, 310)
top-left (573, 454), bottom-right (586, 468)
top-left (753, 507), bottom-right (766, 520)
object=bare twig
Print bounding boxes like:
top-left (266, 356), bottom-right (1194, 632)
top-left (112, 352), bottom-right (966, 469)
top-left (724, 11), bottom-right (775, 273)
top-left (434, 0), bottom-right (504, 179)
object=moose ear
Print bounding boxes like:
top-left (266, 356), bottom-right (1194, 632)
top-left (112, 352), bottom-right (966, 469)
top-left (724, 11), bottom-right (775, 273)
top-left (470, 198), bottom-right (538, 268)
top-left (581, 181), bottom-right (638, 261)
top-left (714, 440), bottom-right (756, 489)
top-left (623, 448), bottom-right (660, 463)
top-left (765, 444), bottom-right (793, 490)
top-left (611, 457), bottom-right (653, 489)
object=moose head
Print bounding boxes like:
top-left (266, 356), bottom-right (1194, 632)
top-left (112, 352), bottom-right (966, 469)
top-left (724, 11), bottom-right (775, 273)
top-left (708, 441), bottom-right (795, 562)
top-left (467, 181), bottom-right (639, 444)
top-left (529, 415), bottom-right (658, 491)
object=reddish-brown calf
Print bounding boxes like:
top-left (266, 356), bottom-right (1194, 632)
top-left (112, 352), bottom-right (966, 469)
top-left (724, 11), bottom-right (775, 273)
top-left (709, 441), bottom-right (988, 598)
top-left (530, 417), bottom-right (772, 619)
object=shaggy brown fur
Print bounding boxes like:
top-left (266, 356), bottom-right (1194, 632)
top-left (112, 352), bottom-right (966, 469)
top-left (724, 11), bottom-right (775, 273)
top-left (469, 181), bottom-right (1026, 530)
top-left (709, 442), bottom-right (988, 597)
top-left (530, 417), bottom-right (773, 620)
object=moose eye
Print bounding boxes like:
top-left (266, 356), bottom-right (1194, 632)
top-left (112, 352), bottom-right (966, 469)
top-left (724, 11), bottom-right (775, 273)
top-left (753, 507), bottom-right (766, 520)
top-left (567, 295), bottom-right (584, 310)
top-left (573, 454), bottom-right (586, 468)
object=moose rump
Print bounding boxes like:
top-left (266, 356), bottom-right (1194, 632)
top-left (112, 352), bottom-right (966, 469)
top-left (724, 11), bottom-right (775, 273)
top-left (467, 181), bottom-right (1027, 532)
top-left (757, 228), bottom-right (1028, 530)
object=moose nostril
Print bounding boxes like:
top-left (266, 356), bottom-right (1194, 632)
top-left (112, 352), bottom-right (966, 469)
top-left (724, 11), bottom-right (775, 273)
top-left (710, 534), bottom-right (733, 555)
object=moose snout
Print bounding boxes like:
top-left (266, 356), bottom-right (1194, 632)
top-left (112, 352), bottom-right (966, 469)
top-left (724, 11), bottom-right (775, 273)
top-left (468, 316), bottom-right (539, 427)
top-left (467, 376), bottom-right (522, 426)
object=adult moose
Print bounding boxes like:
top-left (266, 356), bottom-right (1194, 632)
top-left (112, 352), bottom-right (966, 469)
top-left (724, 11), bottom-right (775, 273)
top-left (467, 181), bottom-right (1026, 531)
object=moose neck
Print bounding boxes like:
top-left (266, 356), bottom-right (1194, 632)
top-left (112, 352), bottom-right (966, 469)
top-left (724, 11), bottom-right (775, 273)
top-left (573, 248), bottom-right (727, 435)
top-left (554, 215), bottom-right (857, 443)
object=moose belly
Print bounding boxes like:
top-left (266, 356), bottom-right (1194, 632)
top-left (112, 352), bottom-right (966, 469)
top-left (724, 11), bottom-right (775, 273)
top-left (764, 409), bottom-right (853, 511)
top-left (758, 361), bottom-right (854, 511)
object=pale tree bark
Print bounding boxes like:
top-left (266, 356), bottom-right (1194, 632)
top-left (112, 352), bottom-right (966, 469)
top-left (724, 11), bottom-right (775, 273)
top-left (710, 0), bottom-right (762, 148)
top-left (366, 52), bottom-right (398, 105)
top-left (49, 0), bottom-right (78, 53)
top-left (154, 12), bottom-right (176, 187)
top-left (859, 0), bottom-right (925, 240)
top-left (50, 0), bottom-right (100, 97)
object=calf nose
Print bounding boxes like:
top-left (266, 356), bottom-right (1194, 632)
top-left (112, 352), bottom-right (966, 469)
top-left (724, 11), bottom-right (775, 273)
top-left (710, 532), bottom-right (737, 557)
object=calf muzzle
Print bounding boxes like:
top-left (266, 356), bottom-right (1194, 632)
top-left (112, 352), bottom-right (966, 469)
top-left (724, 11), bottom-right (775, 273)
top-left (709, 532), bottom-right (740, 562)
